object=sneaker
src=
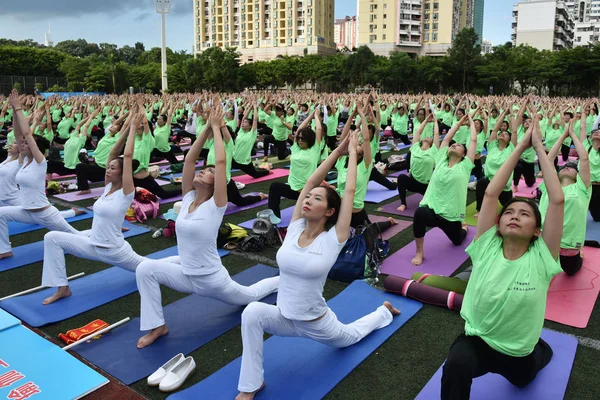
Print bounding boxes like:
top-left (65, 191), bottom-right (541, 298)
top-left (67, 183), bottom-right (78, 191)
top-left (468, 182), bottom-right (477, 191)
top-left (235, 181), bottom-right (246, 190)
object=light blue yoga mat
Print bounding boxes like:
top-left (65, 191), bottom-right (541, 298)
top-left (586, 212), bottom-right (600, 244)
top-left (168, 280), bottom-right (422, 400)
top-left (8, 211), bottom-right (93, 236)
top-left (0, 222), bottom-right (149, 273)
top-left (364, 180), bottom-right (398, 203)
top-left (0, 309), bottom-right (20, 332)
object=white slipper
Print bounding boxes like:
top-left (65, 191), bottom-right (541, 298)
top-left (147, 353), bottom-right (184, 386)
top-left (159, 356), bottom-right (196, 392)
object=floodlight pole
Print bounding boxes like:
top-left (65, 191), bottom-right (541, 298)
top-left (154, 0), bottom-right (173, 93)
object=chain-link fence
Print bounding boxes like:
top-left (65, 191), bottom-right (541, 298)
top-left (0, 76), bottom-right (68, 95)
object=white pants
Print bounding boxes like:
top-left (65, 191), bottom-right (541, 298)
top-left (237, 302), bottom-right (393, 392)
top-left (41, 231), bottom-right (146, 287)
top-left (0, 199), bottom-right (76, 221)
top-left (0, 206), bottom-right (80, 253)
top-left (135, 257), bottom-right (280, 331)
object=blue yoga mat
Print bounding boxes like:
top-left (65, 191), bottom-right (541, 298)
top-left (239, 206), bottom-right (295, 229)
top-left (8, 211), bottom-right (94, 236)
top-left (415, 329), bottom-right (577, 400)
top-left (364, 180), bottom-right (398, 204)
top-left (75, 264), bottom-right (279, 385)
top-left (587, 212), bottom-right (600, 244)
top-left (0, 222), bottom-right (150, 273)
top-left (168, 280), bottom-right (422, 400)
top-left (0, 309), bottom-right (19, 332)
top-left (0, 247), bottom-right (224, 327)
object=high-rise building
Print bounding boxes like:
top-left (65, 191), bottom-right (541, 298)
top-left (44, 23), bottom-right (54, 48)
top-left (193, 0), bottom-right (336, 63)
top-left (473, 0), bottom-right (485, 43)
top-left (564, 1), bottom-right (600, 46)
top-left (512, 0), bottom-right (574, 51)
top-left (334, 16), bottom-right (357, 50)
top-left (422, 0), bottom-right (476, 56)
top-left (481, 38), bottom-right (493, 54)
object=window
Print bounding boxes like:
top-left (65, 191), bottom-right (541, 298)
top-left (424, 32), bottom-right (430, 41)
top-left (425, 3), bottom-right (430, 10)
top-left (433, 32), bottom-right (438, 41)
top-left (383, 14), bottom-right (387, 19)
top-left (424, 23), bottom-right (430, 30)
top-left (425, 13), bottom-right (430, 20)
top-left (383, 24), bottom-right (386, 29)
top-left (433, 23), bottom-right (438, 30)
top-left (433, 13), bottom-right (438, 20)
top-left (433, 2), bottom-right (439, 10)
top-left (383, 34), bottom-right (386, 40)
top-left (383, 3), bottom-right (387, 8)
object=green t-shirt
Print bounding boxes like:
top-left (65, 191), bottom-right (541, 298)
top-left (484, 140), bottom-right (514, 191)
top-left (419, 147), bottom-right (474, 222)
top-left (34, 126), bottom-right (54, 143)
top-left (225, 117), bottom-right (239, 133)
top-left (268, 112), bottom-right (289, 141)
top-left (544, 126), bottom-right (565, 151)
top-left (413, 119), bottom-right (434, 139)
top-left (462, 226), bottom-right (561, 357)
top-left (436, 110), bottom-right (454, 127)
top-left (153, 124), bottom-right (172, 153)
top-left (409, 143), bottom-right (438, 184)
top-left (325, 112), bottom-right (339, 137)
top-left (452, 120), bottom-right (470, 146)
top-left (207, 138), bottom-right (235, 183)
top-left (391, 113), bottom-right (409, 135)
top-left (517, 126), bottom-right (536, 163)
top-left (335, 157), bottom-right (373, 210)
top-left (288, 142), bottom-right (320, 191)
top-left (475, 132), bottom-right (486, 154)
top-left (583, 139), bottom-right (600, 183)
top-left (7, 130), bottom-right (15, 146)
top-left (586, 114), bottom-right (596, 135)
top-left (539, 175), bottom-right (592, 250)
top-left (63, 132), bottom-right (87, 169)
top-left (233, 128), bottom-right (257, 165)
top-left (133, 132), bottom-right (155, 174)
top-left (52, 108), bottom-right (62, 123)
top-left (56, 118), bottom-right (74, 139)
top-left (379, 107), bottom-right (392, 125)
top-left (94, 133), bottom-right (119, 168)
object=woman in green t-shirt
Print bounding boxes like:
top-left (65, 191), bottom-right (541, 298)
top-left (411, 114), bottom-right (476, 267)
top-left (232, 104), bottom-right (270, 179)
top-left (262, 103), bottom-right (293, 162)
top-left (580, 104), bottom-right (600, 221)
top-left (442, 118), bottom-right (564, 399)
top-left (396, 113), bottom-right (440, 213)
top-left (471, 111), bottom-right (487, 180)
top-left (541, 121), bottom-right (592, 275)
top-left (151, 104), bottom-right (179, 165)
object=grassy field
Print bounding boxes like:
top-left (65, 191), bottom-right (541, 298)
top-left (1, 150), bottom-right (599, 400)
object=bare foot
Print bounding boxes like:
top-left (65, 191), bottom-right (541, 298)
top-left (137, 325), bottom-right (169, 348)
top-left (411, 252), bottom-right (424, 266)
top-left (236, 383), bottom-right (265, 400)
top-left (473, 212), bottom-right (479, 219)
top-left (462, 222), bottom-right (469, 231)
top-left (383, 301), bottom-right (401, 316)
top-left (512, 185), bottom-right (518, 193)
top-left (258, 193), bottom-right (268, 201)
top-left (262, 156), bottom-right (269, 163)
top-left (0, 251), bottom-right (13, 260)
top-left (121, 227), bottom-right (130, 233)
top-left (43, 286), bottom-right (71, 305)
top-left (388, 217), bottom-right (398, 226)
top-left (72, 208), bottom-right (87, 216)
top-left (396, 204), bottom-right (407, 212)
top-left (77, 190), bottom-right (92, 196)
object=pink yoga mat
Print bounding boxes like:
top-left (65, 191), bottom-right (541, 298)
top-left (378, 195), bottom-right (423, 218)
top-left (514, 177), bottom-right (542, 198)
top-left (233, 169), bottom-right (290, 185)
top-left (54, 179), bottom-right (170, 202)
top-left (380, 227), bottom-right (476, 279)
top-left (367, 215), bottom-right (412, 240)
top-left (545, 246), bottom-right (600, 328)
top-left (557, 156), bottom-right (578, 167)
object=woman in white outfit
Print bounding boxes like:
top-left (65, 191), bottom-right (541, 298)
top-left (235, 132), bottom-right (401, 400)
top-left (0, 91), bottom-right (80, 260)
top-left (41, 112), bottom-right (146, 305)
top-left (135, 103), bottom-right (279, 349)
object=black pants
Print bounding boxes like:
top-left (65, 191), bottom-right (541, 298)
top-left (560, 252), bottom-right (583, 276)
top-left (151, 148), bottom-right (179, 164)
top-left (183, 147), bottom-right (209, 164)
top-left (75, 162), bottom-right (106, 190)
top-left (472, 158), bottom-right (484, 180)
top-left (350, 208), bottom-right (393, 231)
top-left (397, 174), bottom-right (428, 205)
top-left (561, 144), bottom-right (571, 162)
top-left (413, 206), bottom-right (467, 245)
top-left (591, 185), bottom-right (600, 222)
top-left (227, 179), bottom-right (262, 207)
top-left (175, 130), bottom-right (196, 143)
top-left (47, 159), bottom-right (75, 177)
top-left (268, 182), bottom-right (299, 218)
top-left (475, 177), bottom-right (513, 211)
top-left (513, 159), bottom-right (536, 188)
top-left (326, 135), bottom-right (337, 152)
top-left (441, 334), bottom-right (553, 400)
top-left (232, 159), bottom-right (269, 179)
top-left (370, 168), bottom-right (397, 190)
top-left (263, 135), bottom-right (288, 160)
top-left (393, 131), bottom-right (411, 145)
top-left (134, 175), bottom-right (181, 199)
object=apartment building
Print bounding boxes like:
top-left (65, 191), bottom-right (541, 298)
top-left (564, 0), bottom-right (600, 46)
top-left (193, 0), bottom-right (336, 63)
top-left (481, 38), bottom-right (493, 54)
top-left (334, 16), bottom-right (357, 50)
top-left (512, 0), bottom-right (575, 51)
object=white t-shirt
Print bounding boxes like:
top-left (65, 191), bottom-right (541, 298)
top-left (15, 157), bottom-right (49, 209)
top-left (89, 183), bottom-right (134, 248)
top-left (276, 218), bottom-right (346, 320)
top-left (176, 191), bottom-right (227, 276)
top-left (0, 158), bottom-right (21, 205)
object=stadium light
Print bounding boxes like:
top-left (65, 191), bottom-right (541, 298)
top-left (154, 0), bottom-right (173, 93)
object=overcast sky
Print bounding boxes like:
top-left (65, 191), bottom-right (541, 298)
top-left (0, 0), bottom-right (512, 52)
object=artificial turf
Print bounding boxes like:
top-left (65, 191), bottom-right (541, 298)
top-left (1, 150), bottom-right (599, 400)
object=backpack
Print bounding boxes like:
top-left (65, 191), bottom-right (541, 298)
top-left (238, 218), bottom-right (281, 252)
top-left (361, 222), bottom-right (390, 283)
top-left (387, 154), bottom-right (408, 171)
top-left (130, 187), bottom-right (159, 223)
top-left (217, 222), bottom-right (249, 248)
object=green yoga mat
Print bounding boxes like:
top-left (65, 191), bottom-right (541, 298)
top-left (464, 201), bottom-right (502, 227)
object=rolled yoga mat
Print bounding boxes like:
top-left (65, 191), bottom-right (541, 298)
top-left (384, 275), bottom-right (464, 311)
top-left (411, 272), bottom-right (469, 294)
top-left (8, 210), bottom-right (93, 235)
top-left (0, 221), bottom-right (150, 273)
top-left (167, 280), bottom-right (422, 400)
top-left (545, 246), bottom-right (600, 328)
top-left (75, 264), bottom-right (279, 385)
top-left (415, 329), bottom-right (577, 400)
top-left (364, 180), bottom-right (398, 204)
top-left (380, 227), bottom-right (476, 279)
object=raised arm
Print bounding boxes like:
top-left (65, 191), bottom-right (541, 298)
top-left (413, 113), bottom-right (433, 144)
top-left (466, 114), bottom-right (477, 162)
top-left (210, 105), bottom-right (228, 207)
top-left (569, 122), bottom-right (591, 188)
top-left (441, 115), bottom-right (468, 149)
top-left (121, 114), bottom-right (139, 195)
top-left (335, 132), bottom-right (359, 243)
top-left (182, 122), bottom-right (211, 195)
top-left (314, 108), bottom-right (323, 145)
top-left (14, 101), bottom-right (45, 164)
top-left (547, 126), bottom-right (570, 163)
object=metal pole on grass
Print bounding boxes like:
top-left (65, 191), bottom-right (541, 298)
top-left (154, 0), bottom-right (173, 93)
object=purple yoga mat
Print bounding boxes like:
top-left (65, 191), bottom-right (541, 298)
top-left (239, 206), bottom-right (295, 229)
top-left (367, 215), bottom-right (412, 240)
top-left (233, 169), bottom-right (289, 185)
top-left (415, 329), bottom-right (577, 400)
top-left (378, 194), bottom-right (424, 218)
top-left (54, 179), bottom-right (170, 202)
top-left (364, 181), bottom-right (398, 204)
top-left (380, 227), bottom-right (476, 278)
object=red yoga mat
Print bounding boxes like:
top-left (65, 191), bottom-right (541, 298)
top-left (545, 246), bottom-right (600, 328)
top-left (233, 168), bottom-right (290, 185)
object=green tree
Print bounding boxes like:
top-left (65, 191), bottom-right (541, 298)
top-left (447, 28), bottom-right (482, 92)
top-left (55, 39), bottom-right (101, 58)
top-left (346, 46), bottom-right (375, 87)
